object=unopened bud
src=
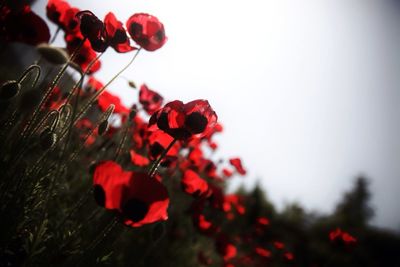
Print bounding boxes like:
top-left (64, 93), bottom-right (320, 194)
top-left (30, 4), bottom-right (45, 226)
top-left (37, 43), bottom-right (69, 65)
top-left (128, 80), bottom-right (136, 89)
top-left (39, 127), bottom-right (57, 149)
top-left (0, 80), bottom-right (21, 101)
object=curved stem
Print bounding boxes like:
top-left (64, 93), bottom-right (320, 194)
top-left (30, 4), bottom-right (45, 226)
top-left (21, 38), bottom-right (85, 141)
top-left (18, 64), bottom-right (41, 90)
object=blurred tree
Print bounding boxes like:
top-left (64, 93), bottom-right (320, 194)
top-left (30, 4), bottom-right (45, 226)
top-left (334, 176), bottom-right (374, 227)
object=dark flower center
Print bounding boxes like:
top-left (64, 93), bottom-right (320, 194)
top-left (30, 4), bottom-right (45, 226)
top-left (121, 198), bottom-right (149, 222)
top-left (185, 112), bottom-right (208, 134)
top-left (129, 23), bottom-right (143, 37)
top-left (155, 30), bottom-right (164, 42)
top-left (150, 142), bottom-right (164, 158)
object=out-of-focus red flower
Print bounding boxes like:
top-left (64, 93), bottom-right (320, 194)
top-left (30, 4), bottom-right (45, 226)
top-left (273, 241), bottom-right (285, 250)
top-left (255, 247), bottom-right (271, 258)
top-left (104, 12), bottom-right (136, 53)
top-left (97, 90), bottom-right (129, 115)
top-left (59, 7), bottom-right (80, 33)
top-left (86, 76), bottom-right (129, 114)
top-left (229, 158), bottom-right (246, 176)
top-left (329, 228), bottom-right (357, 244)
top-left (223, 195), bottom-right (246, 215)
top-left (87, 77), bottom-right (103, 91)
top-left (139, 84), bottom-right (163, 115)
top-left (208, 141), bottom-right (218, 150)
top-left (284, 252), bottom-right (294, 261)
top-left (130, 150), bottom-right (150, 167)
top-left (65, 34), bottom-right (101, 73)
top-left (192, 214), bottom-right (218, 235)
top-left (0, 5), bottom-right (50, 45)
top-left (93, 161), bottom-right (169, 227)
top-left (126, 13), bottom-right (167, 51)
top-left (216, 235), bottom-right (237, 261)
top-left (149, 100), bottom-right (217, 140)
top-left (257, 217), bottom-right (270, 226)
top-left (46, 0), bottom-right (70, 26)
top-left (222, 168), bottom-right (233, 178)
top-left (181, 169), bottom-right (210, 197)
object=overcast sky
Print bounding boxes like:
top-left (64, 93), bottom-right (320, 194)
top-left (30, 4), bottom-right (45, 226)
top-left (34, 0), bottom-right (400, 230)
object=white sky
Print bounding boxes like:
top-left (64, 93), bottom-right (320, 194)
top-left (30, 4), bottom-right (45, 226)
top-left (34, 0), bottom-right (400, 230)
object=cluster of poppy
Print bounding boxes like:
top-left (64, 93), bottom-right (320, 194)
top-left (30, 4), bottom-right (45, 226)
top-left (329, 228), bottom-right (357, 245)
top-left (45, 0), bottom-right (167, 73)
top-left (1, 0), bottom-right (359, 265)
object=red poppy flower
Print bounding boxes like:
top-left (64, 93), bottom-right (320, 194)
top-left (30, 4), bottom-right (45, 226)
top-left (284, 252), bottom-right (294, 261)
top-left (104, 12), bottom-right (136, 53)
top-left (59, 6), bottom-right (80, 33)
top-left (223, 195), bottom-right (245, 215)
top-left (193, 214), bottom-right (216, 235)
top-left (66, 34), bottom-right (101, 73)
top-left (126, 13), bottom-right (167, 51)
top-left (76, 10), bottom-right (108, 52)
top-left (130, 150), bottom-right (150, 167)
top-left (147, 130), bottom-right (179, 160)
top-left (139, 84), bottom-right (164, 115)
top-left (98, 90), bottom-right (129, 115)
top-left (229, 158), bottom-right (246, 176)
top-left (181, 169), bottom-right (210, 197)
top-left (93, 161), bottom-right (169, 227)
top-left (216, 235), bottom-right (237, 261)
top-left (0, 5), bottom-right (50, 45)
top-left (149, 100), bottom-right (217, 140)
top-left (86, 76), bottom-right (129, 114)
top-left (208, 141), bottom-right (218, 150)
top-left (46, 0), bottom-right (70, 26)
top-left (255, 247), bottom-right (271, 258)
top-left (222, 168), bottom-right (233, 178)
top-left (256, 217), bottom-right (270, 226)
top-left (273, 241), bottom-right (285, 250)
top-left (329, 228), bottom-right (357, 244)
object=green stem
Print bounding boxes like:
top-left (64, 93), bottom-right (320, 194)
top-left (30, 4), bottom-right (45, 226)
top-left (50, 26), bottom-right (61, 44)
top-left (21, 38), bottom-right (85, 141)
top-left (72, 48), bottom-right (141, 125)
top-left (148, 138), bottom-right (178, 177)
top-left (65, 52), bottom-right (103, 105)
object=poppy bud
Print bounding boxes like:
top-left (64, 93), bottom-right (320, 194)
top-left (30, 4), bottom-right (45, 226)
top-left (40, 127), bottom-right (57, 149)
top-left (128, 81), bottom-right (136, 89)
top-left (37, 43), bottom-right (69, 65)
top-left (0, 80), bottom-right (21, 102)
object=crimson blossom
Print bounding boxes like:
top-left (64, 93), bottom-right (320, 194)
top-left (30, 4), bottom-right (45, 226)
top-left (93, 161), bottom-right (169, 227)
top-left (126, 13), bottom-right (167, 51)
top-left (139, 84), bottom-right (164, 115)
top-left (149, 100), bottom-right (217, 140)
